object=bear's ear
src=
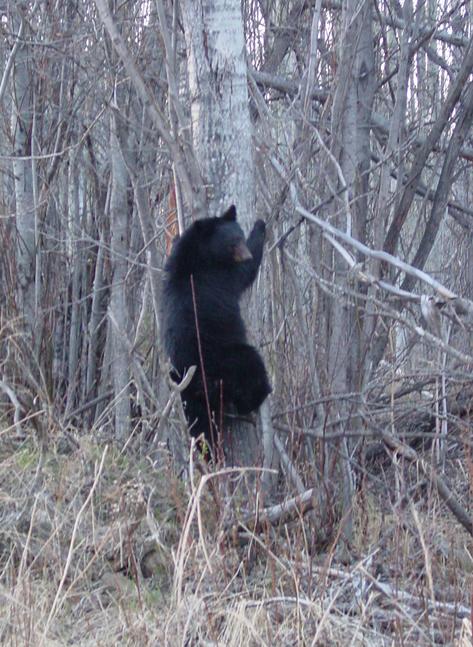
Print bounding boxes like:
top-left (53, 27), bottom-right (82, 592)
top-left (221, 205), bottom-right (237, 222)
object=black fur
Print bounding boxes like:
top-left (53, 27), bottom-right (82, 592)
top-left (161, 205), bottom-right (271, 448)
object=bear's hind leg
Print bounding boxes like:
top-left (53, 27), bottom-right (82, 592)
top-left (222, 344), bottom-right (271, 415)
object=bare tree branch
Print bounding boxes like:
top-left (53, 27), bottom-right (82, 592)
top-left (94, 0), bottom-right (203, 211)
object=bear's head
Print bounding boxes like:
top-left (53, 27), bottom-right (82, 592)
top-left (193, 205), bottom-right (252, 266)
top-left (166, 205), bottom-right (252, 277)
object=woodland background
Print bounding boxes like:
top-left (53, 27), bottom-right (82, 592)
top-left (0, 0), bottom-right (472, 645)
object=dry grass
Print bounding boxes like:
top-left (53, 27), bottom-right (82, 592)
top-left (0, 429), bottom-right (471, 646)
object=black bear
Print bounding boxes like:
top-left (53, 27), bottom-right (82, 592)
top-left (161, 205), bottom-right (271, 450)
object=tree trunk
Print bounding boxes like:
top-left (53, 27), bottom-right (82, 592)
top-left (327, 0), bottom-right (375, 551)
top-left (64, 157), bottom-right (83, 416)
top-left (181, 0), bottom-right (272, 475)
top-left (181, 0), bottom-right (254, 219)
top-left (108, 110), bottom-right (131, 442)
top-left (11, 16), bottom-right (36, 329)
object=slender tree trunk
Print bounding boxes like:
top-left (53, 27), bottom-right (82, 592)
top-left (108, 110), bottom-right (131, 442)
top-left (327, 0), bottom-right (375, 551)
top-left (86, 233), bottom-right (106, 401)
top-left (11, 17), bottom-right (35, 328)
top-left (64, 157), bottom-right (83, 416)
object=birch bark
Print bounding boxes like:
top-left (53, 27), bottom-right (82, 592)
top-left (181, 0), bottom-right (274, 475)
top-left (181, 0), bottom-right (254, 221)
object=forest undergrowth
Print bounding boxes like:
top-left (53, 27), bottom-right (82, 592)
top-left (0, 422), bottom-right (471, 646)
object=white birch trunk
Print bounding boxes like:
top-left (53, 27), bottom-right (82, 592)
top-left (181, 0), bottom-right (275, 477)
top-left (181, 0), bottom-right (254, 221)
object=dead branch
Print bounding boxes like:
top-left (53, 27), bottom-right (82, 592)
top-left (381, 430), bottom-right (472, 536)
